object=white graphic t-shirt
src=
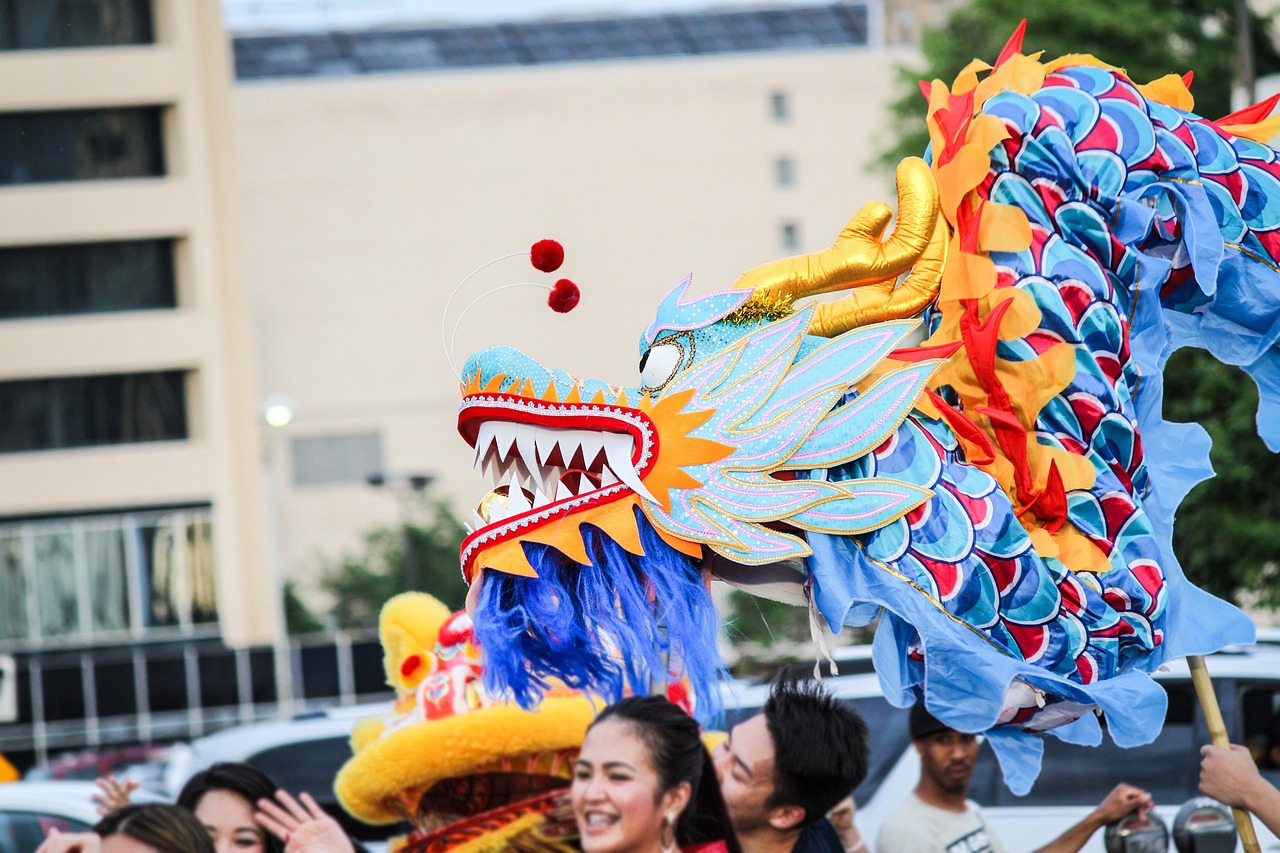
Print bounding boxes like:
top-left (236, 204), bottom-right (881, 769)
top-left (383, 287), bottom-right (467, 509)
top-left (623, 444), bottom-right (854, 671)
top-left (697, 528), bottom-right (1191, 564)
top-left (876, 792), bottom-right (1008, 853)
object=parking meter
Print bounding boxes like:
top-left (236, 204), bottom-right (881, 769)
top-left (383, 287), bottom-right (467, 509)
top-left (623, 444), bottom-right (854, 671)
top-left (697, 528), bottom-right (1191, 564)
top-left (1104, 810), bottom-right (1170, 853)
top-left (1172, 797), bottom-right (1236, 853)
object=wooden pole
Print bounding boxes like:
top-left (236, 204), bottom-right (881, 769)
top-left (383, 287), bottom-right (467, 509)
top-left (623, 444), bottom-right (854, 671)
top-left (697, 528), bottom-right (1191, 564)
top-left (1188, 654), bottom-right (1261, 852)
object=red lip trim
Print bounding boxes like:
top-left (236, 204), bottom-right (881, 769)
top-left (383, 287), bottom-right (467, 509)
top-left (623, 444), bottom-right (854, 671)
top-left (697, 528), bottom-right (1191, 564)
top-left (456, 392), bottom-right (660, 583)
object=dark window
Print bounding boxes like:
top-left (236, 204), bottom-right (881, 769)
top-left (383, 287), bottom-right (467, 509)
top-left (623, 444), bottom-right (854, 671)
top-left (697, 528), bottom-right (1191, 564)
top-left (771, 91), bottom-right (789, 122)
top-left (0, 0), bottom-right (153, 50)
top-left (781, 221), bottom-right (800, 250)
top-left (969, 682), bottom-right (1200, 806)
top-left (0, 811), bottom-right (89, 850)
top-left (0, 240), bottom-right (176, 319)
top-left (0, 107), bottom-right (164, 186)
top-left (776, 156), bottom-right (795, 187)
top-left (849, 696), bottom-right (911, 805)
top-left (0, 371), bottom-right (187, 453)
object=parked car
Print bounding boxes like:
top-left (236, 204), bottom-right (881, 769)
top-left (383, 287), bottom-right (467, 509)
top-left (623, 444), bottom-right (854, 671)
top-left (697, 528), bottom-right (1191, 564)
top-left (0, 780), bottom-right (164, 853)
top-left (723, 642), bottom-right (1280, 853)
top-left (165, 702), bottom-right (403, 847)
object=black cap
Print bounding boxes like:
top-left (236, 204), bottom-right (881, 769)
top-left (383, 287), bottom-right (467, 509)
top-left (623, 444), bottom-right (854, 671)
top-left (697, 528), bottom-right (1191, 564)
top-left (909, 703), bottom-right (951, 740)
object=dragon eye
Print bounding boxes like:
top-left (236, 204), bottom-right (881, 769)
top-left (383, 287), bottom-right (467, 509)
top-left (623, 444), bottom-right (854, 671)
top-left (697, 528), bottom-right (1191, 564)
top-left (640, 339), bottom-right (685, 393)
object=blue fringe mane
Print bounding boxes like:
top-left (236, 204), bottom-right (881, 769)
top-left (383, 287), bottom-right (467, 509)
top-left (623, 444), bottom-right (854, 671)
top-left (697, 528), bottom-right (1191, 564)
top-left (473, 506), bottom-right (724, 723)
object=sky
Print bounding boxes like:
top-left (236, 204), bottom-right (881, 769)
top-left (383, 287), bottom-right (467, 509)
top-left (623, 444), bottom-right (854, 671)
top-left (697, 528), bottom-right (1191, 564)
top-left (222, 0), bottom-right (823, 32)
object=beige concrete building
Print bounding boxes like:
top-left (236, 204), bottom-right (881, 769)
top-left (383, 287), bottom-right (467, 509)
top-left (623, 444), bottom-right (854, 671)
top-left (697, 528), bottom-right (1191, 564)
top-left (228, 11), bottom-right (917, 594)
top-left (0, 0), bottom-right (276, 650)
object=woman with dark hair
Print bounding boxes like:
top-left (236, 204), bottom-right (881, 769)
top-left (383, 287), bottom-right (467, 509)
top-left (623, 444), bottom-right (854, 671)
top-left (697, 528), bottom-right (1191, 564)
top-left (177, 762), bottom-right (285, 853)
top-left (37, 803), bottom-right (215, 853)
top-left (572, 695), bottom-right (742, 853)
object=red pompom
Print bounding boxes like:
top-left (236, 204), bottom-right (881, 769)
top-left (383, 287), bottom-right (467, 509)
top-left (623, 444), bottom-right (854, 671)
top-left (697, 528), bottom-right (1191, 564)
top-left (530, 239), bottom-right (565, 273)
top-left (548, 279), bottom-right (580, 313)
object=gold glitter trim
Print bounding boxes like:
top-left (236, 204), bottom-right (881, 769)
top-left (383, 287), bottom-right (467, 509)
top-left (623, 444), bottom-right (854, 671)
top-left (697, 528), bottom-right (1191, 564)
top-left (724, 292), bottom-right (796, 324)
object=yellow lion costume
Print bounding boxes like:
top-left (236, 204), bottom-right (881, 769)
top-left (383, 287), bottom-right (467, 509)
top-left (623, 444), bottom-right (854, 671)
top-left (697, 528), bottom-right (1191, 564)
top-left (335, 593), bottom-right (595, 852)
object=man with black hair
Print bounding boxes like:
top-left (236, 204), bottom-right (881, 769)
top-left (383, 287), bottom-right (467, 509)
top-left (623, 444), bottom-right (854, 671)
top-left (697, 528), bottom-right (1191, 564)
top-left (877, 704), bottom-right (1153, 853)
top-left (714, 675), bottom-right (870, 853)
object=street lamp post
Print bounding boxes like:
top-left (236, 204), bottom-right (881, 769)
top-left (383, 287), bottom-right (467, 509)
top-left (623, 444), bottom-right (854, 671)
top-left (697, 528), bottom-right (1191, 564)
top-left (260, 394), bottom-right (297, 718)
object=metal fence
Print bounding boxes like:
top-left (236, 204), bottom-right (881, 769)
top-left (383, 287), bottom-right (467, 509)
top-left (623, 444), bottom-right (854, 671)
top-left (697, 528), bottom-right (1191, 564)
top-left (0, 631), bottom-right (387, 771)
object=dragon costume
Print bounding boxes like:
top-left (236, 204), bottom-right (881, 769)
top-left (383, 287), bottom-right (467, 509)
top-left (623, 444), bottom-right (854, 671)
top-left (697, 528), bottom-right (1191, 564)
top-left (335, 593), bottom-right (594, 851)
top-left (455, 27), bottom-right (1280, 791)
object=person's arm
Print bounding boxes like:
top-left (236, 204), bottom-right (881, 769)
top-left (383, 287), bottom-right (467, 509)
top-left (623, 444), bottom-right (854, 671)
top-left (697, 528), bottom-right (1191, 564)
top-left (1200, 743), bottom-right (1280, 835)
top-left (1031, 783), bottom-right (1153, 853)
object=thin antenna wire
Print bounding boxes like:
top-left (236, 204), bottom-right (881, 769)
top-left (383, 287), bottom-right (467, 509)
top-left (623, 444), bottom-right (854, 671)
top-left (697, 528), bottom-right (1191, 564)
top-left (449, 282), bottom-right (552, 379)
top-left (441, 251), bottom-right (527, 376)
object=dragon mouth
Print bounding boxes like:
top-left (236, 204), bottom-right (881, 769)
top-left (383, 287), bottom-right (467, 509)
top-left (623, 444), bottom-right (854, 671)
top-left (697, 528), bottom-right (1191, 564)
top-left (457, 392), bottom-right (658, 582)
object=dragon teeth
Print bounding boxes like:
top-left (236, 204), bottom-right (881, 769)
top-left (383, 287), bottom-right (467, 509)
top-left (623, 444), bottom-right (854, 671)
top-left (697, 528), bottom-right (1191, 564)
top-left (492, 422), bottom-right (518, 461)
top-left (603, 433), bottom-right (656, 502)
top-left (515, 425), bottom-right (538, 474)
top-left (507, 481), bottom-right (532, 514)
top-left (469, 419), bottom-right (651, 513)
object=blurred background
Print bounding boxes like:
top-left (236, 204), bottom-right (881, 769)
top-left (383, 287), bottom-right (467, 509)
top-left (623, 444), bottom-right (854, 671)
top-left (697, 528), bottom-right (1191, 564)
top-left (0, 0), bottom-right (1278, 779)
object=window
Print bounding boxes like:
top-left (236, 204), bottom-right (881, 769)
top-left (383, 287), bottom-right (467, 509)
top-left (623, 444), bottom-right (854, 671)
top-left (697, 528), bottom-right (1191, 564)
top-left (291, 432), bottom-right (384, 487)
top-left (0, 239), bottom-right (176, 320)
top-left (781, 221), bottom-right (800, 250)
top-left (968, 682), bottom-right (1199, 806)
top-left (0, 0), bottom-right (153, 50)
top-left (0, 370), bottom-right (187, 453)
top-left (0, 107), bottom-right (165, 186)
top-left (0, 811), bottom-right (89, 850)
top-left (775, 156), bottom-right (795, 187)
top-left (0, 506), bottom-right (216, 646)
top-left (770, 91), bottom-right (789, 122)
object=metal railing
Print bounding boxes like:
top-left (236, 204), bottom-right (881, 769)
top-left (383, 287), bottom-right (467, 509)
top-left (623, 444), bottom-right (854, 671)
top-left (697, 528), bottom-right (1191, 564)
top-left (0, 631), bottom-right (385, 771)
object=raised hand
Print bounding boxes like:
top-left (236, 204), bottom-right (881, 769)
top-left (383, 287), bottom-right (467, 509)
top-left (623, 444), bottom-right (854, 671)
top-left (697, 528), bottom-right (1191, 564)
top-left (255, 790), bottom-right (356, 853)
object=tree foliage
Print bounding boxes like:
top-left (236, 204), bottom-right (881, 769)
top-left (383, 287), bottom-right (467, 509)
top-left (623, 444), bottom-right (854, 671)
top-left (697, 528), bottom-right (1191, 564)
top-left (310, 493), bottom-right (469, 631)
top-left (879, 0), bottom-right (1280, 168)
top-left (1165, 350), bottom-right (1280, 607)
top-left (878, 0), bottom-right (1280, 605)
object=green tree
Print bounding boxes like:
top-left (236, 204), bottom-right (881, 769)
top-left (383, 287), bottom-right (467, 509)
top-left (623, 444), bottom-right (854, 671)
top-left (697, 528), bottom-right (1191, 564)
top-left (879, 0), bottom-right (1280, 168)
top-left (880, 0), bottom-right (1280, 605)
top-left (283, 580), bottom-right (324, 635)
top-left (315, 494), bottom-right (469, 630)
top-left (1166, 350), bottom-right (1280, 606)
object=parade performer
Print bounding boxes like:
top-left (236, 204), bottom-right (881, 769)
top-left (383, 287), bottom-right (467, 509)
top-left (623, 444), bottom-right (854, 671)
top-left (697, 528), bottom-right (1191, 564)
top-left (451, 26), bottom-right (1280, 795)
top-left (334, 592), bottom-right (596, 851)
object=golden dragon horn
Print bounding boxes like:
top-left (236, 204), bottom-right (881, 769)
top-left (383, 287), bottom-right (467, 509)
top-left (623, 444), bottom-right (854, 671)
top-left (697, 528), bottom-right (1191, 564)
top-left (808, 214), bottom-right (948, 336)
top-left (731, 157), bottom-right (942, 328)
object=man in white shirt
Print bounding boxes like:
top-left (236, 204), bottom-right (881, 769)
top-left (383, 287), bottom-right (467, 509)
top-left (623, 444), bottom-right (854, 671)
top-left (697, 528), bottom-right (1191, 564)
top-left (877, 705), bottom-right (1154, 853)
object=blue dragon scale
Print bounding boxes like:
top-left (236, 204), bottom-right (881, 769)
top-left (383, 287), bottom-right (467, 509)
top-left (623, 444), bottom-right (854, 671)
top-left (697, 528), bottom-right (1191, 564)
top-left (453, 33), bottom-right (1280, 790)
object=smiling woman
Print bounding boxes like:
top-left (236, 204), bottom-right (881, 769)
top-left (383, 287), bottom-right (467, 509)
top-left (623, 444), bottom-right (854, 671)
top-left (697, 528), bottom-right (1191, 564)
top-left (572, 696), bottom-right (742, 853)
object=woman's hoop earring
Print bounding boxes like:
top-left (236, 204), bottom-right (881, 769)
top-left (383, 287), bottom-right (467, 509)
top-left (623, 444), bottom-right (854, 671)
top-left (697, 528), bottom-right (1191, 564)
top-left (661, 811), bottom-right (678, 852)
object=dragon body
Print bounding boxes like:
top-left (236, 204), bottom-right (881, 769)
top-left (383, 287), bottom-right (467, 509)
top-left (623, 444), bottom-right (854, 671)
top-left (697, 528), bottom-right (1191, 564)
top-left (455, 33), bottom-right (1280, 790)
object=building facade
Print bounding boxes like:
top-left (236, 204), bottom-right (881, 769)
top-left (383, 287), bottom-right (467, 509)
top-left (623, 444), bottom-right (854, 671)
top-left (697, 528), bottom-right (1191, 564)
top-left (0, 0), bottom-right (284, 766)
